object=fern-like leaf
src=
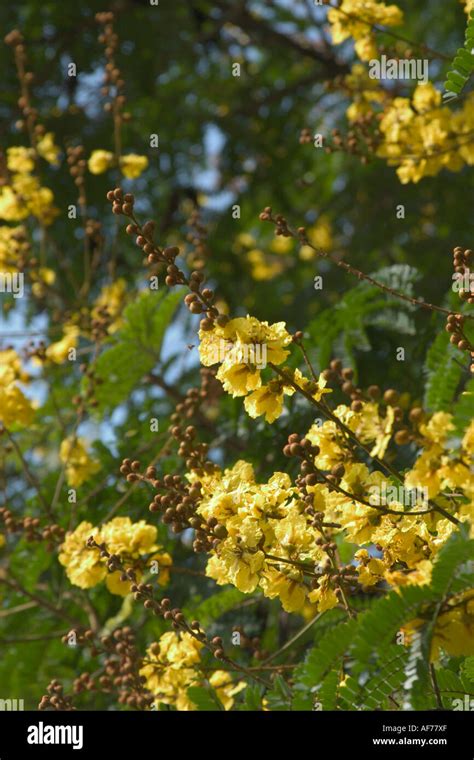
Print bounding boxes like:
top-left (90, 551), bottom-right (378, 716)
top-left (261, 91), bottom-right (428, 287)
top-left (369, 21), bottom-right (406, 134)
top-left (423, 330), bottom-right (464, 412)
top-left (444, 10), bottom-right (474, 101)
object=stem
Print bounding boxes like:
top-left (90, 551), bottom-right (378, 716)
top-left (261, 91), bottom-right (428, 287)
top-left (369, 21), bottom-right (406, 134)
top-left (4, 428), bottom-right (53, 519)
top-left (276, 216), bottom-right (474, 321)
top-left (261, 612), bottom-right (325, 665)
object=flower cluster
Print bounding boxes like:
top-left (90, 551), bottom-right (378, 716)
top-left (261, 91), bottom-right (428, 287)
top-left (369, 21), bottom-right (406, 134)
top-left (59, 437), bottom-right (101, 488)
top-left (58, 516), bottom-right (171, 595)
top-left (198, 315), bottom-right (330, 422)
top-left (404, 589), bottom-right (474, 657)
top-left (0, 224), bottom-right (29, 273)
top-left (184, 404), bottom-right (473, 625)
top-left (0, 349), bottom-right (34, 428)
top-left (190, 460), bottom-right (328, 612)
top-left (328, 0), bottom-right (404, 61)
top-left (0, 143), bottom-right (59, 224)
top-left (343, 63), bottom-right (388, 123)
top-left (405, 413), bottom-right (474, 504)
top-left (41, 278), bottom-right (128, 365)
top-left (140, 632), bottom-right (245, 710)
top-left (462, 0), bottom-right (474, 14)
top-left (88, 149), bottom-right (148, 179)
top-left (377, 84), bottom-right (474, 183)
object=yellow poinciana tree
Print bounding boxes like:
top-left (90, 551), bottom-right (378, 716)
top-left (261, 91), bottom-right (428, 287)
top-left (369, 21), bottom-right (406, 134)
top-left (0, 2), bottom-right (473, 717)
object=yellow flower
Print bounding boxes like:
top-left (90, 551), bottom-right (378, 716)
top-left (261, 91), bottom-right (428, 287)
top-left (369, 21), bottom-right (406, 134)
top-left (0, 349), bottom-right (29, 383)
top-left (7, 146), bottom-right (35, 173)
top-left (206, 539), bottom-right (265, 592)
top-left (209, 671), bottom-right (246, 710)
top-left (260, 567), bottom-right (307, 613)
top-left (193, 459), bottom-right (325, 612)
top-left (418, 412), bottom-right (454, 447)
top-left (405, 451), bottom-right (442, 499)
top-left (328, 0), bottom-right (403, 62)
top-left (385, 559), bottom-right (432, 588)
top-left (88, 149), bottom-right (114, 174)
top-left (36, 132), bottom-right (61, 166)
top-left (348, 401), bottom-right (395, 458)
top-left (58, 516), bottom-right (159, 593)
top-left (0, 366), bottom-right (35, 427)
top-left (0, 225), bottom-right (29, 272)
top-left (373, 517), bottom-right (430, 568)
top-left (100, 516), bottom-right (157, 557)
top-left (105, 571), bottom-right (135, 596)
top-left (343, 64), bottom-right (387, 124)
top-left (0, 186), bottom-right (29, 222)
top-left (31, 266), bottom-right (56, 297)
top-left (160, 631), bottom-right (203, 668)
top-left (45, 324), bottom-right (79, 364)
top-left (58, 521), bottom-right (105, 589)
top-left (306, 417), bottom-right (349, 470)
top-left (243, 383), bottom-right (285, 423)
top-left (199, 315), bottom-right (292, 401)
top-left (140, 633), bottom-right (203, 711)
top-left (377, 87), bottom-right (474, 184)
top-left (27, 185), bottom-right (58, 224)
top-left (431, 592), bottom-right (474, 658)
top-left (1, 170), bottom-right (59, 224)
top-left (269, 236), bottom-right (293, 255)
top-left (59, 437), bottom-right (100, 488)
top-left (92, 278), bottom-right (127, 333)
top-left (148, 550), bottom-right (173, 586)
top-left (246, 248), bottom-right (285, 281)
top-left (0, 533), bottom-right (5, 548)
top-left (308, 574), bottom-right (339, 612)
top-left (293, 369), bottom-right (332, 403)
top-left (120, 153), bottom-right (149, 179)
top-left (412, 83), bottom-right (441, 114)
top-left (355, 549), bottom-right (385, 587)
top-left (406, 592), bottom-right (474, 659)
top-left (272, 504), bottom-right (316, 556)
top-left (217, 361), bottom-right (262, 397)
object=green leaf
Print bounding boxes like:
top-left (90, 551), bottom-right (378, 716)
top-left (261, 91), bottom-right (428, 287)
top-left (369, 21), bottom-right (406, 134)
top-left (339, 646), bottom-right (409, 711)
top-left (436, 667), bottom-right (472, 709)
top-left (444, 14), bottom-right (474, 99)
top-left (351, 585), bottom-right (430, 669)
top-left (294, 618), bottom-right (357, 687)
top-left (241, 684), bottom-right (264, 711)
top-left (91, 289), bottom-right (183, 411)
top-left (423, 330), bottom-right (463, 412)
top-left (461, 656), bottom-right (474, 684)
top-left (264, 675), bottom-right (293, 711)
top-left (317, 669), bottom-right (341, 710)
top-left (187, 685), bottom-right (225, 711)
top-left (452, 378), bottom-right (474, 436)
top-left (184, 587), bottom-right (248, 627)
top-left (430, 523), bottom-right (474, 596)
top-left (307, 265), bottom-right (418, 374)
